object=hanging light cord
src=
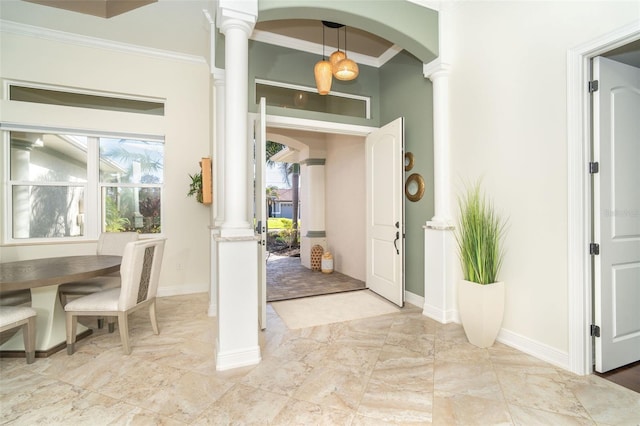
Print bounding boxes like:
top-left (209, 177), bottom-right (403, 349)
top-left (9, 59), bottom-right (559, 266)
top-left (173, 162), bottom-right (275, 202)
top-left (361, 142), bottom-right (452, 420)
top-left (344, 26), bottom-right (348, 56)
top-left (322, 24), bottom-right (326, 60)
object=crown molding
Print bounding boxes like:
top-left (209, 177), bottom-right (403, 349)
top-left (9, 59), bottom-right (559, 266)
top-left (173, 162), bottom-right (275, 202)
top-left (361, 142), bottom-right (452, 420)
top-left (0, 19), bottom-right (207, 65)
top-left (250, 28), bottom-right (401, 69)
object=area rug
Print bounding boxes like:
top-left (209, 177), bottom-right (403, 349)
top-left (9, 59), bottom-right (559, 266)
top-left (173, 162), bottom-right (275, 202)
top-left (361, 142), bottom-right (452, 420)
top-left (270, 290), bottom-right (400, 330)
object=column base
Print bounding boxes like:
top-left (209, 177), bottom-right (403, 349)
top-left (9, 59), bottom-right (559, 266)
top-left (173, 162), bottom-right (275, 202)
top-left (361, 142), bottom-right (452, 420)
top-left (423, 223), bottom-right (459, 324)
top-left (214, 236), bottom-right (261, 371)
top-left (216, 344), bottom-right (261, 371)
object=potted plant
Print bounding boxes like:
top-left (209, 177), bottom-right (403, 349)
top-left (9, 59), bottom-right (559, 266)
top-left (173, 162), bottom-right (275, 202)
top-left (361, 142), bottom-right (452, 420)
top-left (455, 181), bottom-right (507, 348)
top-left (187, 171), bottom-right (203, 203)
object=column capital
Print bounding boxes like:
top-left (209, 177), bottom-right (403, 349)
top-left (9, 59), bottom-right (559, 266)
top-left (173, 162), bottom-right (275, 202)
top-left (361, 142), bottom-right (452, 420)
top-left (213, 70), bottom-right (226, 84)
top-left (302, 158), bottom-right (326, 166)
top-left (216, 0), bottom-right (257, 37)
top-left (423, 58), bottom-right (451, 81)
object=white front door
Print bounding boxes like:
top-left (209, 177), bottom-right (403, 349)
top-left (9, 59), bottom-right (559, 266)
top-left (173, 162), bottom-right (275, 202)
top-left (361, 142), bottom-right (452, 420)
top-left (256, 98), bottom-right (267, 330)
top-left (366, 117), bottom-right (405, 307)
top-left (592, 56), bottom-right (640, 373)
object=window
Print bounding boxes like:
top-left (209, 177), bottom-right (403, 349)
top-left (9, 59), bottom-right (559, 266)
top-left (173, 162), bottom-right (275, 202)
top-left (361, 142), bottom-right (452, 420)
top-left (255, 79), bottom-right (370, 119)
top-left (7, 130), bottom-right (163, 241)
top-left (10, 85), bottom-right (165, 115)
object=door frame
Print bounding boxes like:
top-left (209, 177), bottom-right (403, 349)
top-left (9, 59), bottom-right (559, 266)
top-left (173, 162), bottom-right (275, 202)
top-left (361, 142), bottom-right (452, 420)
top-left (567, 20), bottom-right (640, 375)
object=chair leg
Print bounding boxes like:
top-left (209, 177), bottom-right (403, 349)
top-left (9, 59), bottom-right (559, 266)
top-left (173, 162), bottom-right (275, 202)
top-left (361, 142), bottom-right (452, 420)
top-left (66, 312), bottom-right (78, 355)
top-left (23, 317), bottom-right (36, 364)
top-left (107, 317), bottom-right (116, 333)
top-left (118, 312), bottom-right (131, 355)
top-left (149, 299), bottom-right (159, 335)
top-left (97, 318), bottom-right (105, 329)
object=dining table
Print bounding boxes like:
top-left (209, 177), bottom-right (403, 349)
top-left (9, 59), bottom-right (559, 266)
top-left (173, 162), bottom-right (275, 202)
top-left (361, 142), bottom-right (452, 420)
top-left (0, 255), bottom-right (122, 356)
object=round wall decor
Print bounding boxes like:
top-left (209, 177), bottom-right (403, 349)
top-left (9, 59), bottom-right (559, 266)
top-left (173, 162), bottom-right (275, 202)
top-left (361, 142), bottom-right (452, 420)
top-left (405, 173), bottom-right (425, 202)
top-left (404, 152), bottom-right (414, 171)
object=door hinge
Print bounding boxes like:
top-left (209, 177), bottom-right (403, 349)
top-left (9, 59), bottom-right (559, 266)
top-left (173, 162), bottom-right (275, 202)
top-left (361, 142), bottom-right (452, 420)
top-left (590, 324), bottom-right (601, 337)
top-left (588, 80), bottom-right (599, 93)
top-left (589, 243), bottom-right (600, 255)
top-left (589, 162), bottom-right (599, 174)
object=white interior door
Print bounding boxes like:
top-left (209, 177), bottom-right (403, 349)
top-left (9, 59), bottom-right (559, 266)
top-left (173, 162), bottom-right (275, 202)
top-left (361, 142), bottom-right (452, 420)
top-left (256, 97), bottom-right (267, 330)
top-left (366, 117), bottom-right (404, 307)
top-left (592, 56), bottom-right (640, 373)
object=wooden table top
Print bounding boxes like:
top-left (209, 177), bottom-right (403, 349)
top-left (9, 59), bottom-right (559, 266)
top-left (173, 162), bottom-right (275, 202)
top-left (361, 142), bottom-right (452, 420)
top-left (0, 255), bottom-right (122, 292)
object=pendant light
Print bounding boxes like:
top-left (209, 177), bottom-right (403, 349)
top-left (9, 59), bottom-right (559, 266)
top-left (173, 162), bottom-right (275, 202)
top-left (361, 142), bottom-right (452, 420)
top-left (326, 21), bottom-right (345, 72)
top-left (314, 23), bottom-right (332, 95)
top-left (334, 25), bottom-right (358, 81)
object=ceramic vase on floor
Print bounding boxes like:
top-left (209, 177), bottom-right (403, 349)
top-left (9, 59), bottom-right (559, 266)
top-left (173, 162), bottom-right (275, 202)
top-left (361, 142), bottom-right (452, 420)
top-left (458, 280), bottom-right (505, 348)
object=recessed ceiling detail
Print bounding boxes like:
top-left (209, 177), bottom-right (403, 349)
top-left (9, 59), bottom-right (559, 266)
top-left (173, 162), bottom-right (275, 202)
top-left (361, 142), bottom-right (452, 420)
top-left (23, 0), bottom-right (157, 19)
top-left (255, 19), bottom-right (393, 58)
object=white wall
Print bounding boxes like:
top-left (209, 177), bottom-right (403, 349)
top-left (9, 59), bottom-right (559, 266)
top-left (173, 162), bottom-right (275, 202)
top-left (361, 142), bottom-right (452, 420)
top-left (325, 134), bottom-right (366, 281)
top-left (0, 30), bottom-right (212, 296)
top-left (448, 1), bottom-right (639, 356)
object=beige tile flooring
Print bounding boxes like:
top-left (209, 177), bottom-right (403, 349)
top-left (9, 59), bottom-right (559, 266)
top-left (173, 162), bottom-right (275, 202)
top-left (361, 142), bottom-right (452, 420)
top-left (1, 293), bottom-right (639, 425)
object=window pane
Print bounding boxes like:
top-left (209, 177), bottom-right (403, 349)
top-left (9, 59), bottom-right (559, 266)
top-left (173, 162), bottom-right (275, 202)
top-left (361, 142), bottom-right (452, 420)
top-left (10, 86), bottom-right (164, 116)
top-left (100, 138), bottom-right (164, 184)
top-left (10, 132), bottom-right (88, 182)
top-left (12, 185), bottom-right (85, 239)
top-left (256, 83), bottom-right (369, 118)
top-left (103, 186), bottom-right (161, 234)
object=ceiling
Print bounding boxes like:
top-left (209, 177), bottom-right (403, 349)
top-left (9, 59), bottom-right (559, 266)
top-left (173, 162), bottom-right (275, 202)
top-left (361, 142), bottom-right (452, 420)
top-left (16, 1), bottom-right (398, 63)
top-left (23, 0), bottom-right (157, 18)
top-left (10, 1), bottom-right (640, 69)
top-left (254, 19), bottom-right (395, 59)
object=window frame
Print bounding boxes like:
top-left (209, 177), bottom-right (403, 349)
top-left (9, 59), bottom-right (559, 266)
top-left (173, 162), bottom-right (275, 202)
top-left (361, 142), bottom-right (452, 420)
top-left (2, 126), bottom-right (165, 245)
top-left (255, 78), bottom-right (371, 119)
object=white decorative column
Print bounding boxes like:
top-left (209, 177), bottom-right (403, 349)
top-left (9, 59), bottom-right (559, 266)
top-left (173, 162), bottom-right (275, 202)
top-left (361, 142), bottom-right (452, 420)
top-left (213, 0), bottom-right (261, 371)
top-left (423, 58), bottom-right (457, 324)
top-left (208, 73), bottom-right (225, 317)
top-left (300, 159), bottom-right (327, 269)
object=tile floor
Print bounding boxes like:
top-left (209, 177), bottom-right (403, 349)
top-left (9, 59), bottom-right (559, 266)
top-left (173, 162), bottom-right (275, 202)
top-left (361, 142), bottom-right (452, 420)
top-left (1, 293), bottom-right (639, 425)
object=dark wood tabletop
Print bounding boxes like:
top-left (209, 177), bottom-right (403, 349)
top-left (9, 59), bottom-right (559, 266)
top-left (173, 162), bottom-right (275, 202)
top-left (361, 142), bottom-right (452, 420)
top-left (0, 255), bottom-right (122, 292)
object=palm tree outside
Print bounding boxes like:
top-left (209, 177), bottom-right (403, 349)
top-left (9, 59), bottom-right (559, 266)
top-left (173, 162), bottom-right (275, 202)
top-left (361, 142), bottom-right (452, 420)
top-left (265, 141), bottom-right (300, 252)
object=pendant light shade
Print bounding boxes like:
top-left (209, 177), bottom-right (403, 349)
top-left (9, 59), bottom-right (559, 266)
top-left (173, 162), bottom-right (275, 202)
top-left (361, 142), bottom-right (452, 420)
top-left (315, 22), bottom-right (333, 95)
top-left (317, 21), bottom-right (358, 92)
top-left (334, 58), bottom-right (359, 81)
top-left (314, 60), bottom-right (333, 95)
top-left (329, 50), bottom-right (346, 71)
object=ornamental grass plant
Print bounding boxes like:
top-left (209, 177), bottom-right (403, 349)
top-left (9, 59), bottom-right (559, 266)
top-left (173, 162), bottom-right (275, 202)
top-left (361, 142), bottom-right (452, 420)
top-left (456, 181), bottom-right (507, 285)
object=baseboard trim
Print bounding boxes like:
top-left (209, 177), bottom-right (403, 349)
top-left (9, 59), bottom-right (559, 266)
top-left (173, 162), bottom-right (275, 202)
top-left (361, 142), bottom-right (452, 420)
top-left (404, 290), bottom-right (424, 308)
top-left (497, 328), bottom-right (570, 371)
top-left (422, 303), bottom-right (459, 324)
top-left (216, 345), bottom-right (261, 371)
top-left (157, 284), bottom-right (208, 298)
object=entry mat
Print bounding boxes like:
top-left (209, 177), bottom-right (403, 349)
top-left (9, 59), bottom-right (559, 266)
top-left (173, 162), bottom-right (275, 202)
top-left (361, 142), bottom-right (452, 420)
top-left (270, 290), bottom-right (400, 330)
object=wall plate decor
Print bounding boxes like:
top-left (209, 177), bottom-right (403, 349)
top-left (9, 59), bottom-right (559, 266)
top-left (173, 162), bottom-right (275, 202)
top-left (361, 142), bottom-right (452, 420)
top-left (404, 152), bottom-right (414, 171)
top-left (405, 173), bottom-right (425, 202)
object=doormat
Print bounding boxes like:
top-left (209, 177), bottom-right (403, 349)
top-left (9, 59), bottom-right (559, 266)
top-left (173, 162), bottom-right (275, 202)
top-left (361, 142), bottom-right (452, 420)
top-left (270, 290), bottom-right (400, 330)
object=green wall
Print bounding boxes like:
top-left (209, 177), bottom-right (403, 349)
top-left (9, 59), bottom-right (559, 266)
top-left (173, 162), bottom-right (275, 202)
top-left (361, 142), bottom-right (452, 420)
top-left (380, 50), bottom-right (434, 297)
top-left (246, 42), bottom-right (434, 297)
top-left (248, 40), bottom-right (380, 127)
top-left (220, 0), bottom-right (438, 298)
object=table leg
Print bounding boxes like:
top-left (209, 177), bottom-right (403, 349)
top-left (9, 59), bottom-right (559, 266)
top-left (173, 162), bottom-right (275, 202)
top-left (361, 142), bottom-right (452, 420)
top-left (0, 286), bottom-right (88, 352)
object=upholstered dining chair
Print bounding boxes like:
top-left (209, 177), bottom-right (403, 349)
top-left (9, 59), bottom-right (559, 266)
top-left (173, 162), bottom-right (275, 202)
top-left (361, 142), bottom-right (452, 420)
top-left (58, 232), bottom-right (138, 328)
top-left (0, 306), bottom-right (37, 363)
top-left (0, 290), bottom-right (32, 307)
top-left (64, 237), bottom-right (166, 355)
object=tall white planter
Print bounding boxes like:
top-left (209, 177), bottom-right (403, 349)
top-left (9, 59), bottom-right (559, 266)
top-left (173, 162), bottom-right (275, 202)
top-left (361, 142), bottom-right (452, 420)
top-left (458, 280), bottom-right (505, 348)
